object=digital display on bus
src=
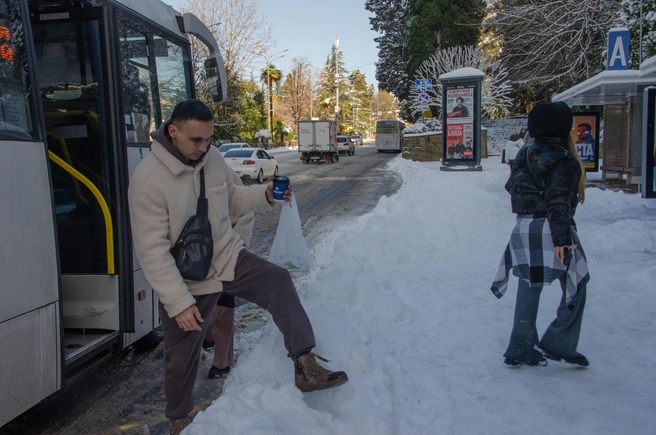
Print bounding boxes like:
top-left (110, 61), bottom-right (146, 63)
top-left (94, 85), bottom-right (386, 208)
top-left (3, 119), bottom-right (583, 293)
top-left (0, 24), bottom-right (14, 61)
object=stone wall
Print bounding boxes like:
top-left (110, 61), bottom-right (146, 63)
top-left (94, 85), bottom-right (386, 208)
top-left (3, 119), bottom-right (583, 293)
top-left (402, 132), bottom-right (442, 161)
top-left (402, 129), bottom-right (488, 162)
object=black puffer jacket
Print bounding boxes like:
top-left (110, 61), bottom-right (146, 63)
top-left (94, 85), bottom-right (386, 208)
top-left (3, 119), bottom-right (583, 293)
top-left (505, 137), bottom-right (581, 246)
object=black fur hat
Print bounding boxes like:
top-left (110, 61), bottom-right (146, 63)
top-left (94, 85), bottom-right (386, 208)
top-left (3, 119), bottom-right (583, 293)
top-left (527, 102), bottom-right (573, 138)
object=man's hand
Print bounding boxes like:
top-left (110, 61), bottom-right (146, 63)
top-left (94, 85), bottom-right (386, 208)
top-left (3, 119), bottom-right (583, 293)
top-left (554, 245), bottom-right (577, 263)
top-left (266, 183), bottom-right (293, 203)
top-left (175, 305), bottom-right (203, 332)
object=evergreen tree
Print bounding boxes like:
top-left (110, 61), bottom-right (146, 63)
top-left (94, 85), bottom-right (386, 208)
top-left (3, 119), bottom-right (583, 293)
top-left (317, 42), bottom-right (350, 125)
top-left (620, 0), bottom-right (656, 68)
top-left (212, 75), bottom-right (265, 142)
top-left (365, 0), bottom-right (411, 119)
top-left (405, 0), bottom-right (487, 75)
top-left (348, 70), bottom-right (372, 133)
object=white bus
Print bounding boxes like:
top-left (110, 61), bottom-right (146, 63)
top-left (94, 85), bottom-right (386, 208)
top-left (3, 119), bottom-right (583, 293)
top-left (375, 119), bottom-right (405, 153)
top-left (0, 0), bottom-right (226, 426)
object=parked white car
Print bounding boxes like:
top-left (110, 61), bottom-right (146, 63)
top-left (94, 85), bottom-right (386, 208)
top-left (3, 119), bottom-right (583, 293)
top-left (336, 135), bottom-right (355, 156)
top-left (218, 142), bottom-right (250, 155)
top-left (223, 148), bottom-right (278, 184)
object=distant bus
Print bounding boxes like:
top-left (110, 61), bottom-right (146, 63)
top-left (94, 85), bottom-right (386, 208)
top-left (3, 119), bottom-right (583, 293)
top-left (375, 119), bottom-right (405, 153)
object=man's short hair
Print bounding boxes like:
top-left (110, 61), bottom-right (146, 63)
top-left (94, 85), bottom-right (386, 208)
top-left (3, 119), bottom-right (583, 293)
top-left (578, 123), bottom-right (592, 131)
top-left (456, 97), bottom-right (464, 103)
top-left (170, 99), bottom-right (214, 124)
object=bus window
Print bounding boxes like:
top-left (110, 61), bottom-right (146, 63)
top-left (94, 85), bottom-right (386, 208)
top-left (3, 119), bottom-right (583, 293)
top-left (154, 35), bottom-right (190, 120)
top-left (119, 23), bottom-right (155, 144)
top-left (0, 0), bottom-right (34, 140)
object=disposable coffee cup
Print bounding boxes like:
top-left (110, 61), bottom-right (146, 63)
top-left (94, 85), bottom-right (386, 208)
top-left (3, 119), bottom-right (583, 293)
top-left (272, 176), bottom-right (290, 202)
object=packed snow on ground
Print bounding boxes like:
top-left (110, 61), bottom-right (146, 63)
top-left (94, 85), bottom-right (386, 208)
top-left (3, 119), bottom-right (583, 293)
top-left (187, 156), bottom-right (656, 435)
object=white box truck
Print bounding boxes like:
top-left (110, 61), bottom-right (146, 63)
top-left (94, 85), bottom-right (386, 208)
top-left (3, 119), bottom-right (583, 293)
top-left (298, 120), bottom-right (340, 164)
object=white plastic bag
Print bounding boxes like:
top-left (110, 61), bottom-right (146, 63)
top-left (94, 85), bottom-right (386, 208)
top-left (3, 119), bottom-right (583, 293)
top-left (268, 193), bottom-right (314, 271)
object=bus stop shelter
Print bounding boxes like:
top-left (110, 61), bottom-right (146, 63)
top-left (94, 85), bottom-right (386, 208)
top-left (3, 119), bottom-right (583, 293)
top-left (552, 55), bottom-right (656, 187)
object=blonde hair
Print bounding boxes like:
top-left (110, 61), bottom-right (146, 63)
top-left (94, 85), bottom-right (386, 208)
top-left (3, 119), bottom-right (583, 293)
top-left (566, 136), bottom-right (586, 203)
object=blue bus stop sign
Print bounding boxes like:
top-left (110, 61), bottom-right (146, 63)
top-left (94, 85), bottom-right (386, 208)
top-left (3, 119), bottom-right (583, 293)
top-left (607, 28), bottom-right (630, 70)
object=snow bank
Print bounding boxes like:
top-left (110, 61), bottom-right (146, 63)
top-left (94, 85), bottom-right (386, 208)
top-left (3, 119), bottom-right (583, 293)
top-left (187, 157), bottom-right (656, 435)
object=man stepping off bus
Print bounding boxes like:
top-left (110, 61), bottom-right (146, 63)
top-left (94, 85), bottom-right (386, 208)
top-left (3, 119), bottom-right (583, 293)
top-left (128, 99), bottom-right (348, 435)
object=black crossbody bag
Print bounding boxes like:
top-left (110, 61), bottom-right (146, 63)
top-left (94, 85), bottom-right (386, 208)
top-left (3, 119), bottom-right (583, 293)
top-left (170, 167), bottom-right (214, 281)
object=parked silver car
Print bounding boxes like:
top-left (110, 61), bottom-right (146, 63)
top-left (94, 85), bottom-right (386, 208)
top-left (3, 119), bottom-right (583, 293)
top-left (218, 142), bottom-right (250, 155)
top-left (350, 134), bottom-right (363, 146)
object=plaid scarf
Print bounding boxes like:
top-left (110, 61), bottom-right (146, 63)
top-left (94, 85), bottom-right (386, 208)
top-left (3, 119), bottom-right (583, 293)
top-left (491, 216), bottom-right (590, 308)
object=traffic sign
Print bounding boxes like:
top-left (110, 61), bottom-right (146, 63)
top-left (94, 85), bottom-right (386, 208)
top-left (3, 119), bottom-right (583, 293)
top-left (418, 92), bottom-right (429, 104)
top-left (415, 79), bottom-right (433, 92)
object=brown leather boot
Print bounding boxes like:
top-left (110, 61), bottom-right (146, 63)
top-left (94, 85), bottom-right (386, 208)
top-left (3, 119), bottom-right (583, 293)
top-left (169, 416), bottom-right (191, 435)
top-left (294, 352), bottom-right (348, 393)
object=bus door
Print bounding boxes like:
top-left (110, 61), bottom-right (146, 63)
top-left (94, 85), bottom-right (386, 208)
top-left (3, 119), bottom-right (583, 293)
top-left (30, 4), bottom-right (123, 370)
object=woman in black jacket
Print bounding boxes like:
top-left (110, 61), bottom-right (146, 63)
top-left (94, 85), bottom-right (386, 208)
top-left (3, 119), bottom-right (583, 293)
top-left (491, 102), bottom-right (590, 367)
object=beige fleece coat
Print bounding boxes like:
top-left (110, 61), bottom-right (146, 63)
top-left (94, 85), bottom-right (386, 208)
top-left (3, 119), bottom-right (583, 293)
top-left (128, 141), bottom-right (273, 318)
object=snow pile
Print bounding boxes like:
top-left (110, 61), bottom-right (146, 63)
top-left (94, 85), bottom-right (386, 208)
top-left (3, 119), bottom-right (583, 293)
top-left (254, 129), bottom-right (271, 139)
top-left (187, 157), bottom-right (656, 435)
top-left (402, 117), bottom-right (441, 135)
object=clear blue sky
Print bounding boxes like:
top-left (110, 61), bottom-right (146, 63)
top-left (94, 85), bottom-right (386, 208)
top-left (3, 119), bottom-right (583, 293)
top-left (167, 0), bottom-right (380, 88)
top-left (257, 0), bottom-right (380, 88)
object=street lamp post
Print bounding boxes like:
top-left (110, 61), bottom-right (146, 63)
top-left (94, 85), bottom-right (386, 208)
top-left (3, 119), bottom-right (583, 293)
top-left (334, 37), bottom-right (340, 129)
top-left (262, 49), bottom-right (289, 138)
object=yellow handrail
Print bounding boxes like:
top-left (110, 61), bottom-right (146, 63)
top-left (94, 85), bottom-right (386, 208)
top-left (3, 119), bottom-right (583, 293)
top-left (56, 138), bottom-right (90, 205)
top-left (48, 150), bottom-right (115, 274)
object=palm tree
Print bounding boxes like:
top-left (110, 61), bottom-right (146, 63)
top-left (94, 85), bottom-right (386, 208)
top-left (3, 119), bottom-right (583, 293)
top-left (260, 64), bottom-right (283, 134)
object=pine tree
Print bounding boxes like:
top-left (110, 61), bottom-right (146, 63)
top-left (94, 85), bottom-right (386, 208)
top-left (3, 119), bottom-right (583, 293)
top-left (365, 0), bottom-right (411, 119)
top-left (348, 70), bottom-right (372, 132)
top-left (317, 42), bottom-right (350, 124)
top-left (405, 0), bottom-right (487, 75)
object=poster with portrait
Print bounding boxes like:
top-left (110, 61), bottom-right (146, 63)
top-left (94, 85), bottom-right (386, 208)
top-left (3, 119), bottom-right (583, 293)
top-left (444, 86), bottom-right (475, 161)
top-left (445, 87), bottom-right (474, 123)
top-left (569, 112), bottom-right (600, 172)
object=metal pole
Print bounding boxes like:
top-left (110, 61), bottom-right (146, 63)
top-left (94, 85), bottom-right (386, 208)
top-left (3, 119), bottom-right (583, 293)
top-left (640, 0), bottom-right (644, 65)
top-left (335, 37), bottom-right (340, 128)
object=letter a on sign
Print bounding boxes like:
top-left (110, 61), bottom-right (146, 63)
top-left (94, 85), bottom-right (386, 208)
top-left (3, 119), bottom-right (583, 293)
top-left (607, 28), bottom-right (630, 71)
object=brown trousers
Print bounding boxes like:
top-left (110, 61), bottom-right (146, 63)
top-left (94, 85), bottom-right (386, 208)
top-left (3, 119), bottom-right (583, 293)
top-left (205, 305), bottom-right (235, 370)
top-left (160, 250), bottom-right (316, 420)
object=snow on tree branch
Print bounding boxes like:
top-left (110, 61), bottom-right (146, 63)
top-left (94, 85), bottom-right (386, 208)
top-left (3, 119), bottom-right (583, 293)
top-left (486, 0), bottom-right (621, 88)
top-left (408, 46), bottom-right (513, 122)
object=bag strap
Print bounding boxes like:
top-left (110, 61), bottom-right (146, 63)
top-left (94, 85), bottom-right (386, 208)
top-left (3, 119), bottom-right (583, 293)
top-left (196, 167), bottom-right (208, 216)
